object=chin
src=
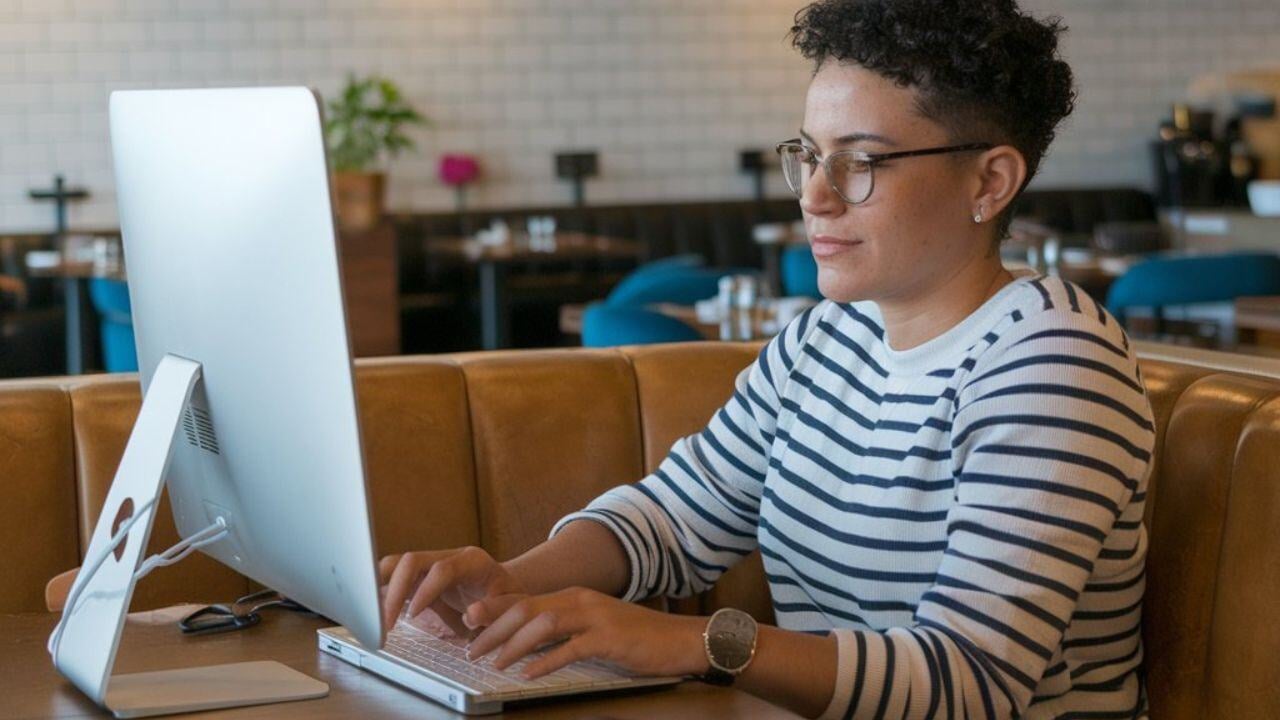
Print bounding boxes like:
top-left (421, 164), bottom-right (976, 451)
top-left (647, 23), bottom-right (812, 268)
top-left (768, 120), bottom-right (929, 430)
top-left (816, 267), bottom-right (873, 304)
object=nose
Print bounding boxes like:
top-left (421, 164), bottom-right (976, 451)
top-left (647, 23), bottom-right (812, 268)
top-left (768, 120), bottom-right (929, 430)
top-left (798, 162), bottom-right (843, 218)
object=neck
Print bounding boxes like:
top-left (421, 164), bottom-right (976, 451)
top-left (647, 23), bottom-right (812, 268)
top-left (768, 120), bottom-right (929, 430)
top-left (876, 251), bottom-right (1013, 352)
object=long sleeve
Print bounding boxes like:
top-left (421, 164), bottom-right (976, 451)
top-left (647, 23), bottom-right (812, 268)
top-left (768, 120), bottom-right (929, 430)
top-left (550, 305), bottom-right (822, 602)
top-left (822, 311), bottom-right (1154, 719)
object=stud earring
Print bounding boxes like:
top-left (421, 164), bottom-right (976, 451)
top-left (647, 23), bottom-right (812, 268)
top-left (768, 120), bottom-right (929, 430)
top-left (973, 209), bottom-right (984, 223)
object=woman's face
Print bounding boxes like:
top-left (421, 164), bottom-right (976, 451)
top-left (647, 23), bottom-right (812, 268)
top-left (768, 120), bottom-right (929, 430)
top-left (799, 62), bottom-right (987, 304)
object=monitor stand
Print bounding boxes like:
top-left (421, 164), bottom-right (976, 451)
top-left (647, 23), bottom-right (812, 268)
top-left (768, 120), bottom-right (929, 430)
top-left (51, 353), bottom-right (329, 718)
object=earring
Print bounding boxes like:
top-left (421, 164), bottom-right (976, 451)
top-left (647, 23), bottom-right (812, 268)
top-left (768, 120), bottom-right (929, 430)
top-left (973, 209), bottom-right (984, 223)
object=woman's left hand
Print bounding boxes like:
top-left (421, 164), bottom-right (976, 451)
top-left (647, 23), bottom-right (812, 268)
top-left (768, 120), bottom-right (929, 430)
top-left (461, 587), bottom-right (711, 680)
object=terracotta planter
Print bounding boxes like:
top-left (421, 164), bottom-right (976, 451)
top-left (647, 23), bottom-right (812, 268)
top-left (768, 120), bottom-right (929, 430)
top-left (332, 171), bottom-right (386, 232)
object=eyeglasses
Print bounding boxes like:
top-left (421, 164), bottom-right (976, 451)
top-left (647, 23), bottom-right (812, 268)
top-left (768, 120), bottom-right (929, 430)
top-left (178, 589), bottom-right (315, 635)
top-left (775, 140), bottom-right (994, 205)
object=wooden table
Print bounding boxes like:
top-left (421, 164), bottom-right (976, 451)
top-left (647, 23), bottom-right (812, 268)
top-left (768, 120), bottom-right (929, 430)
top-left (425, 233), bottom-right (642, 350)
top-left (1235, 295), bottom-right (1280, 348)
top-left (1, 612), bottom-right (797, 719)
top-left (25, 258), bottom-right (126, 375)
top-left (337, 222), bottom-right (400, 357)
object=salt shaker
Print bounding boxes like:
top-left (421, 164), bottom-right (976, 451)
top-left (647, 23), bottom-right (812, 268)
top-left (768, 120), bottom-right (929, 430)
top-left (718, 275), bottom-right (737, 341)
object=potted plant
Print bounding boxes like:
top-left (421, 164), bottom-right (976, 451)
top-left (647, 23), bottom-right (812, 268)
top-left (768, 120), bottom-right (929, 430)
top-left (324, 74), bottom-right (427, 232)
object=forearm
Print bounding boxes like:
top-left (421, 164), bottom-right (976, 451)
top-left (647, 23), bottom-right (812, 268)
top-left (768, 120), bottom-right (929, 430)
top-left (502, 518), bottom-right (630, 597)
top-left (735, 625), bottom-right (838, 719)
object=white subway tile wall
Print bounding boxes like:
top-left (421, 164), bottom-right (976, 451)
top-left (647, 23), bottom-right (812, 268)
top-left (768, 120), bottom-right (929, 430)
top-left (0, 0), bottom-right (1278, 232)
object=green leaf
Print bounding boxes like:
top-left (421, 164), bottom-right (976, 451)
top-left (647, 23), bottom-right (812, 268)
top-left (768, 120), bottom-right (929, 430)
top-left (321, 73), bottom-right (430, 171)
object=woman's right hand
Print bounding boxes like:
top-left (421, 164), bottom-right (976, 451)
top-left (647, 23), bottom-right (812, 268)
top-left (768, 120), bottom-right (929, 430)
top-left (379, 546), bottom-right (528, 638)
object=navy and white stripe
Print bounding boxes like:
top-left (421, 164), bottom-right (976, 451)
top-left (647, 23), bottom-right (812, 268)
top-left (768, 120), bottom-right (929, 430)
top-left (553, 271), bottom-right (1153, 719)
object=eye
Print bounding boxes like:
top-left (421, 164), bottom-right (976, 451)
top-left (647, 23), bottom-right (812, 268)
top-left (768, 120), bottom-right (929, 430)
top-left (833, 154), bottom-right (872, 174)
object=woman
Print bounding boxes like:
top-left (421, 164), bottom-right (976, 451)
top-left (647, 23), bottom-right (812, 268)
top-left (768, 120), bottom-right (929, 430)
top-left (382, 1), bottom-right (1153, 717)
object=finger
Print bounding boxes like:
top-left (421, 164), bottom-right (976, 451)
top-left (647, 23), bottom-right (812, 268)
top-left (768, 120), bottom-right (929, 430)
top-left (405, 555), bottom-right (466, 619)
top-left (522, 636), bottom-right (592, 679)
top-left (381, 553), bottom-right (429, 628)
top-left (377, 554), bottom-right (403, 584)
top-left (467, 597), bottom-right (542, 661)
top-left (427, 597), bottom-right (470, 638)
top-left (403, 606), bottom-right (458, 637)
top-left (464, 593), bottom-right (525, 629)
top-left (492, 611), bottom-right (566, 671)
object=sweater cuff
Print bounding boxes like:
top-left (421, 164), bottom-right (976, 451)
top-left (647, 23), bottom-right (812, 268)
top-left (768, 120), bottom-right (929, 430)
top-left (549, 510), bottom-right (645, 602)
top-left (819, 628), bottom-right (858, 720)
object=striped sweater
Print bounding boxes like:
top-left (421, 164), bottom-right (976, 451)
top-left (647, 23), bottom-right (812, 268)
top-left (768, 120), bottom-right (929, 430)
top-left (553, 270), bottom-right (1153, 719)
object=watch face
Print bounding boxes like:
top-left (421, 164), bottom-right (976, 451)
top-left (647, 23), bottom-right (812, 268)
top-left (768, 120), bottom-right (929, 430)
top-left (707, 609), bottom-right (756, 671)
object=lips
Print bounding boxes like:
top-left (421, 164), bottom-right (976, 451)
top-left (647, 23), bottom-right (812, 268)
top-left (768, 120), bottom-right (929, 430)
top-left (810, 234), bottom-right (862, 258)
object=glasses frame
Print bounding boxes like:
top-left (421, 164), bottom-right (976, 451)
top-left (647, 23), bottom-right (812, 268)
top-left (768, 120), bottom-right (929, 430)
top-left (775, 140), bottom-right (995, 205)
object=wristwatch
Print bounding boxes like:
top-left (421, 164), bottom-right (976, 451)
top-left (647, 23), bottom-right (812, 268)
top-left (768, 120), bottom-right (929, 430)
top-left (700, 607), bottom-right (758, 686)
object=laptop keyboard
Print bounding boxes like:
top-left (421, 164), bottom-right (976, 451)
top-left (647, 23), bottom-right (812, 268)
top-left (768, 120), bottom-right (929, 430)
top-left (383, 621), bottom-right (634, 697)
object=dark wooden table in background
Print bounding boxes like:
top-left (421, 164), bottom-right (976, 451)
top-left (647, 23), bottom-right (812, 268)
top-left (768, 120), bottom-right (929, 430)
top-left (25, 259), bottom-right (126, 375)
top-left (1235, 295), bottom-right (1280, 348)
top-left (425, 233), bottom-right (641, 350)
top-left (338, 221), bottom-right (401, 358)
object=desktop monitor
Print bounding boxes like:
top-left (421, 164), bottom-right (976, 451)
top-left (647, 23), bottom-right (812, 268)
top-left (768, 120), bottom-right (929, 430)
top-left (52, 86), bottom-right (384, 717)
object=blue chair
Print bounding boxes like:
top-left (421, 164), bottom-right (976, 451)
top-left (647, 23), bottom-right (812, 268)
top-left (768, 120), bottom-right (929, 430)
top-left (88, 278), bottom-right (138, 373)
top-left (581, 304), bottom-right (704, 347)
top-left (604, 256), bottom-right (717, 307)
top-left (582, 256), bottom-right (749, 347)
top-left (1106, 251), bottom-right (1280, 332)
top-left (780, 245), bottom-right (820, 299)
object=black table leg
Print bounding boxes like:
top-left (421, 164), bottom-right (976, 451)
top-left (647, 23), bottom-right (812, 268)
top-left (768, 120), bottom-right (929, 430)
top-left (478, 261), bottom-right (508, 350)
top-left (762, 245), bottom-right (782, 297)
top-left (63, 276), bottom-right (89, 374)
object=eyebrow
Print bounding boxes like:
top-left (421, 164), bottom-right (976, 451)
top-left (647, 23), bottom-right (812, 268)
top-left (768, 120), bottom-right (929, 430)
top-left (799, 129), bottom-right (898, 148)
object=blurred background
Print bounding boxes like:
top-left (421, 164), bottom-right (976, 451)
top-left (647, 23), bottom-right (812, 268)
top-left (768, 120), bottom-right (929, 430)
top-left (3, 0), bottom-right (1280, 378)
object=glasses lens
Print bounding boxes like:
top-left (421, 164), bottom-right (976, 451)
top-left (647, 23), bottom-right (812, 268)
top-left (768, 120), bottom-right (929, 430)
top-left (830, 154), bottom-right (873, 204)
top-left (778, 145), bottom-right (811, 198)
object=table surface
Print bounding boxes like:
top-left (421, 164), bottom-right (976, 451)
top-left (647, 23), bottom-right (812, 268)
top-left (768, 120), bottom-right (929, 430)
top-left (1235, 295), bottom-right (1280, 337)
top-left (1, 612), bottom-right (799, 719)
top-left (425, 232), bottom-right (641, 264)
top-left (24, 259), bottom-right (127, 281)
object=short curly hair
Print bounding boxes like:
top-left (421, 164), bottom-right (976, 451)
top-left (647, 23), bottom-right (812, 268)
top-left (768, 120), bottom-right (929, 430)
top-left (789, 0), bottom-right (1076, 238)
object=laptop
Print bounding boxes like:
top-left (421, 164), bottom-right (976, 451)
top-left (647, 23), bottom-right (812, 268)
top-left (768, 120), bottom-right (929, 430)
top-left (318, 619), bottom-right (683, 715)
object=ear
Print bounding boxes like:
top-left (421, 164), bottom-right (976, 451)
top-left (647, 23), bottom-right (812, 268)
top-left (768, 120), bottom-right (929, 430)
top-left (971, 145), bottom-right (1027, 221)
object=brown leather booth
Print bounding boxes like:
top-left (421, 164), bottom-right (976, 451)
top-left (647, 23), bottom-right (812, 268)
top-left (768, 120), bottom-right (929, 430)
top-left (2, 342), bottom-right (1277, 718)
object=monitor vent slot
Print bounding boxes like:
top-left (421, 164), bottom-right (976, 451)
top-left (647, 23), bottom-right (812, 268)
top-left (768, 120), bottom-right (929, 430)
top-left (182, 406), bottom-right (221, 455)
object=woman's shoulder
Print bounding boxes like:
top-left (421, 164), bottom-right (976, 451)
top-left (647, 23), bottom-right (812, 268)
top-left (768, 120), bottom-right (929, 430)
top-left (968, 273), bottom-right (1147, 399)
top-left (997, 273), bottom-right (1133, 351)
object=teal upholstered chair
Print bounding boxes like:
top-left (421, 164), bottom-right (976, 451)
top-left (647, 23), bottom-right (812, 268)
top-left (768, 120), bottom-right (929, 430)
top-left (583, 255), bottom-right (747, 347)
top-left (780, 245), bottom-right (820, 299)
top-left (581, 305), bottom-right (704, 347)
top-left (88, 278), bottom-right (138, 373)
top-left (1106, 252), bottom-right (1280, 337)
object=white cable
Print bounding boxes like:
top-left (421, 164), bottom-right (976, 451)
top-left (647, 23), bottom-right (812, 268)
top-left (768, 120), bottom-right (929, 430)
top-left (47, 505), bottom-right (229, 659)
top-left (48, 497), bottom-right (158, 657)
top-left (134, 517), bottom-right (227, 580)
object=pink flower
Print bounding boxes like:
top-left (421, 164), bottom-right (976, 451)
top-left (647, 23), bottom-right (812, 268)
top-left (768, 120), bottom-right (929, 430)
top-left (438, 154), bottom-right (480, 186)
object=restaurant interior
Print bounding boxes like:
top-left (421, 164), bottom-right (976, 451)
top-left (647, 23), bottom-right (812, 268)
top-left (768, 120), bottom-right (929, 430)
top-left (1, 1), bottom-right (1278, 374)
top-left (3, 2), bottom-right (1280, 718)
